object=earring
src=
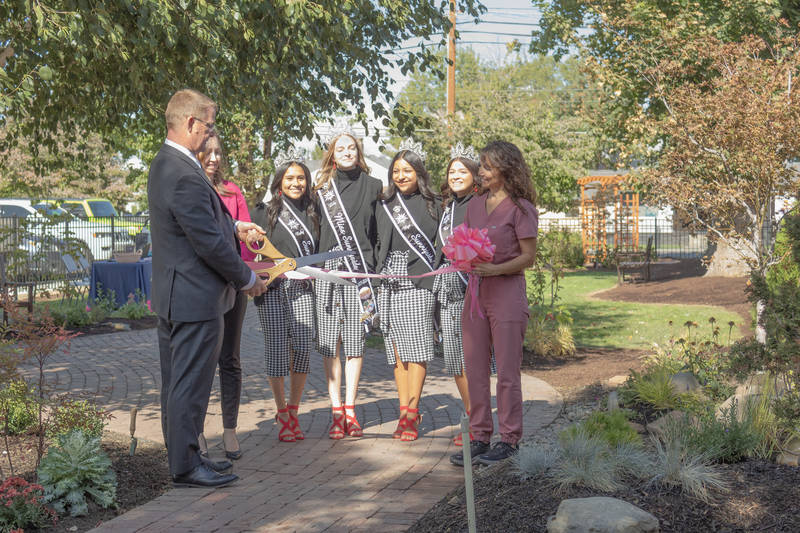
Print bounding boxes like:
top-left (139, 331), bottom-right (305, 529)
top-left (473, 185), bottom-right (479, 193)
top-left (333, 162), bottom-right (337, 170)
top-left (278, 190), bottom-right (282, 196)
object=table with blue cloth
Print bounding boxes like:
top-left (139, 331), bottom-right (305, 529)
top-left (90, 258), bottom-right (153, 307)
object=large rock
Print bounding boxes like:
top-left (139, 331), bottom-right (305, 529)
top-left (604, 375), bottom-right (629, 390)
top-left (716, 373), bottom-right (787, 421)
top-left (669, 372), bottom-right (701, 394)
top-left (547, 497), bottom-right (659, 533)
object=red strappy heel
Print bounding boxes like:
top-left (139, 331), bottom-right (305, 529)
top-left (401, 408), bottom-right (422, 442)
top-left (276, 407), bottom-right (295, 443)
top-left (287, 404), bottom-right (304, 440)
top-left (329, 406), bottom-right (346, 440)
top-left (344, 404), bottom-right (363, 437)
top-left (393, 406), bottom-right (408, 439)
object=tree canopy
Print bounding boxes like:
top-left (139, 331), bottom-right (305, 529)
top-left (528, 0), bottom-right (800, 162)
top-left (394, 49), bottom-right (599, 212)
top-left (1, 0), bottom-right (484, 200)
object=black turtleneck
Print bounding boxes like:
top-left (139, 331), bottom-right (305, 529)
top-left (376, 189), bottom-right (443, 290)
top-left (316, 168), bottom-right (383, 271)
top-left (251, 196), bottom-right (318, 258)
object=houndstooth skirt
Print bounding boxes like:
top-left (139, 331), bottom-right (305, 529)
top-left (316, 249), bottom-right (367, 359)
top-left (378, 251), bottom-right (435, 365)
top-left (255, 279), bottom-right (315, 377)
top-left (434, 269), bottom-right (497, 376)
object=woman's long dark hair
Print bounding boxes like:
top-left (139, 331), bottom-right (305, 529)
top-left (264, 161), bottom-right (320, 237)
top-left (440, 157), bottom-right (479, 208)
top-left (480, 141), bottom-right (537, 214)
top-left (381, 150), bottom-right (439, 220)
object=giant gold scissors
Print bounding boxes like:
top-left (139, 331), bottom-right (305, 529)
top-left (246, 236), bottom-right (355, 286)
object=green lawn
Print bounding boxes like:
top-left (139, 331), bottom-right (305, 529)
top-left (531, 271), bottom-right (744, 350)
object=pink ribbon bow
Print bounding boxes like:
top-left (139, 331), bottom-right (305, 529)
top-left (442, 224), bottom-right (495, 318)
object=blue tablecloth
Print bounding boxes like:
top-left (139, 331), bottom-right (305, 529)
top-left (90, 258), bottom-right (152, 307)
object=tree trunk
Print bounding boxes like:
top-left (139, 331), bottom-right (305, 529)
top-left (756, 298), bottom-right (767, 344)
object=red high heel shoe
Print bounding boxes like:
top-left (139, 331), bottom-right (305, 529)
top-left (401, 408), bottom-right (422, 442)
top-left (276, 407), bottom-right (295, 443)
top-left (344, 404), bottom-right (363, 437)
top-left (329, 406), bottom-right (346, 440)
top-left (287, 404), bottom-right (304, 440)
top-left (392, 406), bottom-right (408, 439)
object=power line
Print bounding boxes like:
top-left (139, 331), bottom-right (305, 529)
top-left (459, 30), bottom-right (534, 37)
top-left (457, 19), bottom-right (542, 26)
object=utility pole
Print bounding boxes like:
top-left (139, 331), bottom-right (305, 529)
top-left (447, 0), bottom-right (456, 117)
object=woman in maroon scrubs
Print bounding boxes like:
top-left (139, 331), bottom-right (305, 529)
top-left (450, 141), bottom-right (538, 467)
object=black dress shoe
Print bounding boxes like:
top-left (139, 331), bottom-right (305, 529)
top-left (225, 449), bottom-right (243, 460)
top-left (200, 455), bottom-right (233, 472)
top-left (173, 463), bottom-right (238, 488)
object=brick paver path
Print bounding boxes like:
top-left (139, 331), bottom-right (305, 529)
top-left (27, 303), bottom-right (561, 532)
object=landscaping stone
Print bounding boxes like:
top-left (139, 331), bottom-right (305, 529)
top-left (646, 410), bottom-right (687, 439)
top-left (670, 372), bottom-right (701, 393)
top-left (715, 373), bottom-right (785, 421)
top-left (546, 497), bottom-right (659, 533)
top-left (775, 452), bottom-right (799, 467)
top-left (604, 375), bottom-right (629, 389)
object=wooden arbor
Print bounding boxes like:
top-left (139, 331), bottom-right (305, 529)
top-left (577, 175), bottom-right (640, 264)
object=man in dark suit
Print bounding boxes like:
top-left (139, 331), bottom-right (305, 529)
top-left (148, 89), bottom-right (267, 487)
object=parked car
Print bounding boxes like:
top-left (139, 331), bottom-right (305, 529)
top-left (56, 197), bottom-right (149, 246)
top-left (0, 199), bottom-right (132, 261)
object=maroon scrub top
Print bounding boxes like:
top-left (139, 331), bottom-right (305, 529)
top-left (464, 194), bottom-right (538, 269)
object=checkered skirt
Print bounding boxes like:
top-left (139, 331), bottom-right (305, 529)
top-left (315, 248), bottom-right (367, 359)
top-left (255, 279), bottom-right (315, 377)
top-left (378, 251), bottom-right (435, 365)
top-left (434, 269), bottom-right (497, 376)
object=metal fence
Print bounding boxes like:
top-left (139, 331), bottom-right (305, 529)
top-left (539, 216), bottom-right (711, 260)
top-left (1, 215), bottom-right (149, 283)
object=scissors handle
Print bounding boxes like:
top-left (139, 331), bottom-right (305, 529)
top-left (246, 235), bottom-right (286, 260)
top-left (252, 258), bottom-right (297, 286)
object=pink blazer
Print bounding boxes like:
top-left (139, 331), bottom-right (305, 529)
top-left (217, 180), bottom-right (257, 261)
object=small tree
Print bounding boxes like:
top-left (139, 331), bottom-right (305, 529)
top-left (630, 31), bottom-right (800, 342)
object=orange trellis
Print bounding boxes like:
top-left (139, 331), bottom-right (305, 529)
top-left (577, 175), bottom-right (639, 263)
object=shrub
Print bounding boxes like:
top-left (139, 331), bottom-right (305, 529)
top-left (525, 305), bottom-right (576, 357)
top-left (0, 477), bottom-right (56, 532)
top-left (620, 368), bottom-right (679, 411)
top-left (112, 290), bottom-right (152, 320)
top-left (553, 429), bottom-right (622, 492)
top-left (514, 445), bottom-right (559, 480)
top-left (37, 429), bottom-right (117, 517)
top-left (561, 409), bottom-right (642, 447)
top-left (650, 432), bottom-right (728, 503)
top-left (538, 229), bottom-right (584, 268)
top-left (683, 401), bottom-right (762, 463)
top-left (0, 380), bottom-right (37, 435)
top-left (47, 398), bottom-right (108, 439)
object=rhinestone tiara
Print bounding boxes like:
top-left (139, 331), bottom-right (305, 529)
top-left (449, 141), bottom-right (478, 162)
top-left (273, 146), bottom-right (307, 169)
top-left (398, 137), bottom-right (427, 162)
top-left (323, 118), bottom-right (357, 147)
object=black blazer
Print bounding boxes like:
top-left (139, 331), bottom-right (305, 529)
top-left (147, 143), bottom-right (253, 322)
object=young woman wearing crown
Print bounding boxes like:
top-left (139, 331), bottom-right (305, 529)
top-left (314, 122), bottom-right (382, 439)
top-left (250, 147), bottom-right (319, 443)
top-left (375, 139), bottom-right (442, 441)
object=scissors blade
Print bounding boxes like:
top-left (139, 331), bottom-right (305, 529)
top-left (295, 266), bottom-right (355, 285)
top-left (293, 249), bottom-right (354, 268)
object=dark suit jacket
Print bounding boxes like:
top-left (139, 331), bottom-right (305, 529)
top-left (147, 143), bottom-right (253, 322)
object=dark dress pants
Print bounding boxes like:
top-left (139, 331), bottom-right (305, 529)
top-left (158, 315), bottom-right (224, 477)
top-left (217, 292), bottom-right (247, 429)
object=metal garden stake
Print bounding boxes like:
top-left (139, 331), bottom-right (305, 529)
top-left (461, 413), bottom-right (477, 533)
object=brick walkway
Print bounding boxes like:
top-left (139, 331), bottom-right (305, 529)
top-left (27, 303), bottom-right (561, 532)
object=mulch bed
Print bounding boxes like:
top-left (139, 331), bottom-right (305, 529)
top-left (409, 459), bottom-right (800, 533)
top-left (5, 431), bottom-right (171, 532)
top-left (66, 315), bottom-right (159, 337)
top-left (411, 270), bottom-right (800, 532)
